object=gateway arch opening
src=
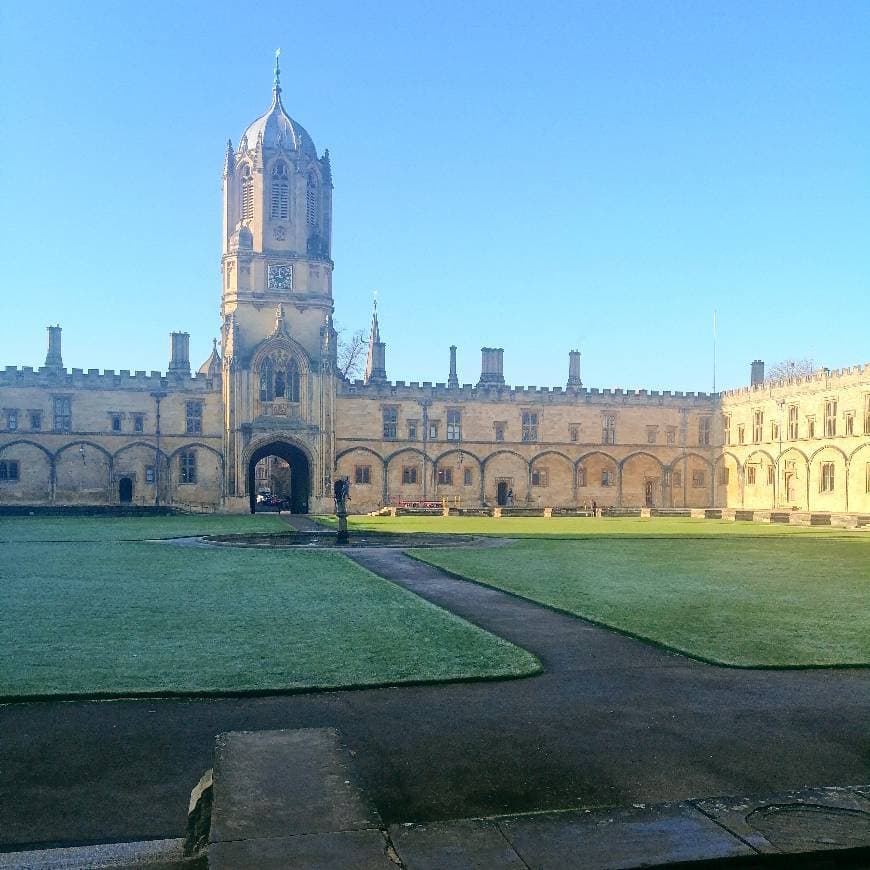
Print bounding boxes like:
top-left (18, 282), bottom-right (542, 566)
top-left (248, 441), bottom-right (310, 514)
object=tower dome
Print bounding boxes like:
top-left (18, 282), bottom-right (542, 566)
top-left (239, 51), bottom-right (317, 158)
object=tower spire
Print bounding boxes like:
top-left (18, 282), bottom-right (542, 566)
top-left (364, 292), bottom-right (387, 384)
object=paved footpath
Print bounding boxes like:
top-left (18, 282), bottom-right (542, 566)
top-left (1, 547), bottom-right (868, 851)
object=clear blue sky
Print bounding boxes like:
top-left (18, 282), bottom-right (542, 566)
top-left (1, 0), bottom-right (867, 392)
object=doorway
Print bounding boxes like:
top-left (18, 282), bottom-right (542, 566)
top-left (644, 479), bottom-right (655, 507)
top-left (119, 477), bottom-right (133, 503)
top-left (496, 480), bottom-right (508, 506)
top-left (247, 441), bottom-right (310, 514)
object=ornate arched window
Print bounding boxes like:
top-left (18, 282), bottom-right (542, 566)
top-left (274, 368), bottom-right (286, 398)
top-left (306, 171), bottom-right (319, 226)
top-left (259, 356), bottom-right (274, 401)
top-left (240, 164), bottom-right (254, 222)
top-left (287, 359), bottom-right (300, 402)
top-left (270, 161), bottom-right (289, 220)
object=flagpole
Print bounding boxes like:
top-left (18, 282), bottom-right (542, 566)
top-left (712, 309), bottom-right (717, 394)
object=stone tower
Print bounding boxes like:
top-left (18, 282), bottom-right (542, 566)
top-left (220, 52), bottom-right (337, 512)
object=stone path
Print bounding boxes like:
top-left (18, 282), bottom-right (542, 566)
top-left (1, 547), bottom-right (868, 850)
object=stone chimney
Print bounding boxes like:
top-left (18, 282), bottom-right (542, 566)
top-left (567, 349), bottom-right (582, 387)
top-left (478, 347), bottom-right (504, 386)
top-left (750, 359), bottom-right (765, 387)
top-left (448, 345), bottom-right (459, 388)
top-left (45, 325), bottom-right (63, 369)
top-left (169, 332), bottom-right (191, 375)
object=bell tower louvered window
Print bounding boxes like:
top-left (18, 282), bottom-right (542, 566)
top-left (241, 164), bottom-right (254, 222)
top-left (306, 171), bottom-right (319, 226)
top-left (271, 161), bottom-right (289, 220)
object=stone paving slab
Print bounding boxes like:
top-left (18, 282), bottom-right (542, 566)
top-left (497, 802), bottom-right (755, 869)
top-left (694, 786), bottom-right (870, 854)
top-left (207, 830), bottom-right (393, 870)
top-left (0, 838), bottom-right (192, 869)
top-left (390, 818), bottom-right (528, 869)
top-left (208, 728), bottom-right (381, 843)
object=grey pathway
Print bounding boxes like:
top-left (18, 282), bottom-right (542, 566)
top-left (1, 548), bottom-right (868, 850)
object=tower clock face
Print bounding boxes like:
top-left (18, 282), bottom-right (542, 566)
top-left (268, 263), bottom-right (293, 290)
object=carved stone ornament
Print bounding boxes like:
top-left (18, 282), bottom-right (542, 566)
top-left (273, 225), bottom-right (287, 241)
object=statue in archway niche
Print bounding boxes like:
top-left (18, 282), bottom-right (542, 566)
top-left (334, 476), bottom-right (350, 543)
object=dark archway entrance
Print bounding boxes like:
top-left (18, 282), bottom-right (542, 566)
top-left (119, 477), bottom-right (133, 503)
top-left (248, 441), bottom-right (310, 514)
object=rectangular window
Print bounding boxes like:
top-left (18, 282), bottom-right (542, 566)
top-left (576, 466), bottom-right (587, 487)
top-left (437, 467), bottom-right (453, 485)
top-left (494, 423), bottom-right (505, 442)
top-left (672, 471), bottom-right (682, 488)
top-left (698, 417), bottom-right (711, 446)
top-left (753, 410), bottom-right (763, 444)
top-left (446, 410), bottom-right (461, 442)
top-left (111, 414), bottom-right (122, 432)
top-left (866, 463), bottom-right (870, 494)
top-left (663, 468), bottom-right (671, 486)
top-left (737, 424), bottom-right (745, 445)
top-left (463, 467), bottom-right (473, 486)
top-left (354, 465), bottom-right (371, 485)
top-left (770, 421), bottom-right (779, 442)
top-left (428, 421), bottom-right (439, 440)
top-left (747, 465), bottom-right (757, 485)
top-left (767, 465), bottom-right (775, 485)
top-left (865, 395), bottom-right (870, 435)
top-left (134, 414), bottom-right (144, 433)
top-left (602, 414), bottom-right (616, 445)
top-left (723, 415), bottom-right (731, 446)
top-left (720, 467), bottom-right (730, 485)
top-left (646, 427), bottom-right (658, 445)
top-left (186, 401), bottom-right (203, 435)
top-left (825, 399), bottom-right (837, 437)
top-left (845, 413), bottom-right (854, 436)
top-left (179, 450), bottom-right (197, 484)
top-left (30, 411), bottom-right (42, 430)
top-left (401, 466), bottom-right (418, 485)
top-left (145, 466), bottom-right (155, 484)
top-left (0, 460), bottom-right (20, 481)
top-left (788, 404), bottom-right (798, 440)
top-left (692, 470), bottom-right (705, 488)
top-left (521, 411), bottom-right (538, 442)
top-left (569, 425), bottom-right (579, 442)
top-left (807, 416), bottom-right (815, 438)
top-left (601, 469), bottom-right (612, 487)
top-left (5, 410), bottom-right (17, 431)
top-left (407, 420), bottom-right (418, 441)
top-left (53, 397), bottom-right (71, 432)
top-left (666, 427), bottom-right (676, 446)
top-left (382, 406), bottom-right (398, 440)
top-left (531, 468), bottom-right (548, 487)
top-left (820, 462), bottom-right (835, 492)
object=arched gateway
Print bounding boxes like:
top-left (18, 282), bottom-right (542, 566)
top-left (247, 441), bottom-right (310, 514)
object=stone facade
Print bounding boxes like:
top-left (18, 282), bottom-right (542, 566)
top-left (1, 67), bottom-right (868, 515)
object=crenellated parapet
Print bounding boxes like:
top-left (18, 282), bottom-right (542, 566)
top-left (0, 366), bottom-right (220, 392)
top-left (721, 361), bottom-right (870, 402)
top-left (338, 378), bottom-right (716, 406)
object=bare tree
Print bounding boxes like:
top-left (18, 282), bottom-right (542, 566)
top-left (335, 322), bottom-right (367, 380)
top-left (766, 358), bottom-right (816, 382)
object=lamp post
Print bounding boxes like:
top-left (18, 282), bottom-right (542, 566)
top-left (151, 391), bottom-right (167, 507)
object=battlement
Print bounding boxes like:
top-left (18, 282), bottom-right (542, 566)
top-left (721, 361), bottom-right (870, 400)
top-left (339, 379), bottom-right (716, 406)
top-left (0, 366), bottom-right (219, 392)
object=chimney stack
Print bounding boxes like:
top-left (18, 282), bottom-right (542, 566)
top-left (448, 345), bottom-right (459, 388)
top-left (478, 347), bottom-right (505, 386)
top-left (169, 332), bottom-right (191, 375)
top-left (45, 325), bottom-right (63, 369)
top-left (750, 359), bottom-right (765, 387)
top-left (567, 349), bottom-right (582, 387)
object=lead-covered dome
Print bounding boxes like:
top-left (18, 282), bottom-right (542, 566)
top-left (239, 54), bottom-right (317, 158)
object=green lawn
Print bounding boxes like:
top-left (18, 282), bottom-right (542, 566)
top-left (0, 513), bottom-right (289, 542)
top-left (313, 513), bottom-right (861, 538)
top-left (412, 537), bottom-right (870, 667)
top-left (0, 536), bottom-right (539, 699)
